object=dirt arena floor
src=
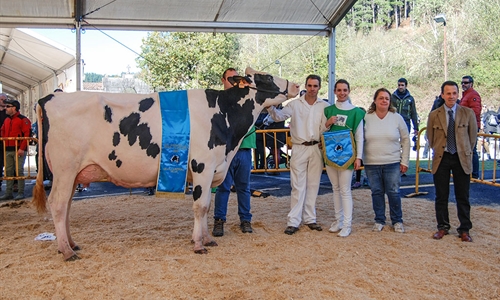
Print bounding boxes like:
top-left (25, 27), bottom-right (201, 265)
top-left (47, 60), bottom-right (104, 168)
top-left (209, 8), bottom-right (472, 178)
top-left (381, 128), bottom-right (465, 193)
top-left (1, 190), bottom-right (499, 299)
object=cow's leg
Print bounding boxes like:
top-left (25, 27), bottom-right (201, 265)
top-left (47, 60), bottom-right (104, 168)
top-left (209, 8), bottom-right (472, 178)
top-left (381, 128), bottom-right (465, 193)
top-left (65, 183), bottom-right (80, 251)
top-left (191, 181), bottom-right (217, 254)
top-left (49, 176), bottom-right (81, 261)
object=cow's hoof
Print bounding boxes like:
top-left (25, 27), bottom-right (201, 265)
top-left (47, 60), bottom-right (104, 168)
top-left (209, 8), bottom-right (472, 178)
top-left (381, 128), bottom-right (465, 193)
top-left (65, 254), bottom-right (81, 261)
top-left (58, 245), bottom-right (80, 254)
top-left (204, 241), bottom-right (218, 247)
top-left (194, 248), bottom-right (208, 254)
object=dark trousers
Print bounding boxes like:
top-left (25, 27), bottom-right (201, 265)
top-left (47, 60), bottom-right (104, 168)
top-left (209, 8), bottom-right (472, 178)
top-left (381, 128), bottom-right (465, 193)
top-left (0, 148), bottom-right (4, 182)
top-left (472, 142), bottom-right (479, 178)
top-left (433, 152), bottom-right (472, 234)
top-left (35, 151), bottom-right (53, 181)
top-left (255, 135), bottom-right (265, 169)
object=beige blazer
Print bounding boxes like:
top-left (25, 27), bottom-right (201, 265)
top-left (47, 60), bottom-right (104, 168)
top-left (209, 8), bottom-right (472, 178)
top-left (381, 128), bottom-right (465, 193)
top-left (426, 104), bottom-right (477, 174)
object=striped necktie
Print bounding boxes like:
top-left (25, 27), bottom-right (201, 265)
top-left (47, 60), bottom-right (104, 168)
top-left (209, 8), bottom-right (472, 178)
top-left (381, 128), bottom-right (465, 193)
top-left (447, 110), bottom-right (457, 154)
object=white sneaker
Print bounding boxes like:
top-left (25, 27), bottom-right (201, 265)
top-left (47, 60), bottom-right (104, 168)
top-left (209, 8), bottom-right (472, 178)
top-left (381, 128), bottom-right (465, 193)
top-left (328, 221), bottom-right (342, 233)
top-left (338, 227), bottom-right (351, 237)
top-left (372, 223), bottom-right (384, 232)
top-left (394, 222), bottom-right (405, 233)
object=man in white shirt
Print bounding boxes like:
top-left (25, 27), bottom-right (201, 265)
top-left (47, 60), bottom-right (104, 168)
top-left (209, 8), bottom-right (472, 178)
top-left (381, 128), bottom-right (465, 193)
top-left (267, 75), bottom-right (329, 235)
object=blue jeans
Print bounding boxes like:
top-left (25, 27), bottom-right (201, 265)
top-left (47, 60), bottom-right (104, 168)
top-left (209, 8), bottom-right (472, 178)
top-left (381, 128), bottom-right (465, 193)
top-left (214, 149), bottom-right (252, 222)
top-left (365, 162), bottom-right (403, 225)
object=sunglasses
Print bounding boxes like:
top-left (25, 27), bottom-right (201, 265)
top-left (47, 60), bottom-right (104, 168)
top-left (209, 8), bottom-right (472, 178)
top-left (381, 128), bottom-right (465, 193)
top-left (5, 105), bottom-right (14, 108)
top-left (461, 81), bottom-right (471, 85)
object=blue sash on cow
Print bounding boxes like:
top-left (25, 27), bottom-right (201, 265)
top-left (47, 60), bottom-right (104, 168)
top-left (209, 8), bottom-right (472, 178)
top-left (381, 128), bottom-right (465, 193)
top-left (156, 91), bottom-right (190, 198)
top-left (321, 129), bottom-right (356, 169)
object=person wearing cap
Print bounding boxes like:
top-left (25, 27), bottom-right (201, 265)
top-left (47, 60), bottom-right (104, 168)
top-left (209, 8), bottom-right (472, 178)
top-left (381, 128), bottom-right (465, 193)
top-left (0, 93), bottom-right (9, 191)
top-left (0, 99), bottom-right (32, 200)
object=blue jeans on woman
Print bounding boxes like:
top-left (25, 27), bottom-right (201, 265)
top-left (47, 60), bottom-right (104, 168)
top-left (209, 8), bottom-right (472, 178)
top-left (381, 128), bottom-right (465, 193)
top-left (364, 162), bottom-right (403, 225)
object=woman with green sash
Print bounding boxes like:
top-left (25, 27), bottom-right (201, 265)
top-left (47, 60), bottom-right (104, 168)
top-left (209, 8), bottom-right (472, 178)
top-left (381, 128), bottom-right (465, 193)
top-left (323, 79), bottom-right (365, 237)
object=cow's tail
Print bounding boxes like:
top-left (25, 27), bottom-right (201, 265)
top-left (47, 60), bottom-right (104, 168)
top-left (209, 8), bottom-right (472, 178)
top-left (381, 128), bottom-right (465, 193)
top-left (32, 100), bottom-right (47, 214)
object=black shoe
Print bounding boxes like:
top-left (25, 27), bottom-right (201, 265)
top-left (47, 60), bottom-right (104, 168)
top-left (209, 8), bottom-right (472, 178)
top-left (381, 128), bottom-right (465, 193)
top-left (306, 223), bottom-right (323, 231)
top-left (14, 194), bottom-right (24, 201)
top-left (284, 226), bottom-right (299, 235)
top-left (0, 194), bottom-right (14, 201)
top-left (212, 219), bottom-right (225, 237)
top-left (240, 221), bottom-right (253, 233)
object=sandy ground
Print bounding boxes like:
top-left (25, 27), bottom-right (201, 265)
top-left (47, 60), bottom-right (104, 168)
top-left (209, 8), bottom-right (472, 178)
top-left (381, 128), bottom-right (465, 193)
top-left (1, 190), bottom-right (499, 300)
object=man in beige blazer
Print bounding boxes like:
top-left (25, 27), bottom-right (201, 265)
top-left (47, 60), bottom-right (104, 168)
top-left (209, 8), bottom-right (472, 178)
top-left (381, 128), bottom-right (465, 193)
top-left (426, 81), bottom-right (477, 242)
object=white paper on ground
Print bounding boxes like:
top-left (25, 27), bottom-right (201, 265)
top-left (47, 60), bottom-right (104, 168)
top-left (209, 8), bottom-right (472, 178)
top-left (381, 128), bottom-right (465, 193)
top-left (34, 232), bottom-right (56, 241)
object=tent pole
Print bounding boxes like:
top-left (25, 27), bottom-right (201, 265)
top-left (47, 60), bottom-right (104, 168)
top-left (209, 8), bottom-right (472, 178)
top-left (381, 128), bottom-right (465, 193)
top-left (327, 26), bottom-right (336, 104)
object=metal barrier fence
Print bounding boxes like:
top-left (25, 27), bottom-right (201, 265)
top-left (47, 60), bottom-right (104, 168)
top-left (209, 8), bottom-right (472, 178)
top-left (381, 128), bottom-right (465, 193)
top-left (406, 127), bottom-right (500, 197)
top-left (252, 128), bottom-right (292, 173)
top-left (0, 137), bottom-right (38, 181)
top-left (6, 129), bottom-right (497, 191)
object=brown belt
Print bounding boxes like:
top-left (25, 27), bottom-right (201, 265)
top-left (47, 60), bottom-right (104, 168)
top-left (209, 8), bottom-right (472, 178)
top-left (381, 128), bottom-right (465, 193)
top-left (302, 141), bottom-right (319, 146)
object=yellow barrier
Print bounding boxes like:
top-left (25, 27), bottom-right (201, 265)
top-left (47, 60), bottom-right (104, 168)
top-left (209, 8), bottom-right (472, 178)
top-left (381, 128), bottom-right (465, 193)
top-left (0, 137), bottom-right (38, 181)
top-left (406, 128), bottom-right (500, 197)
top-left (252, 128), bottom-right (291, 173)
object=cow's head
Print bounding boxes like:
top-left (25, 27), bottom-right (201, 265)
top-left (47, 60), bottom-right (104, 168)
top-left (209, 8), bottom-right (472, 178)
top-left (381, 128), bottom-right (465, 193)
top-left (240, 67), bottom-right (299, 107)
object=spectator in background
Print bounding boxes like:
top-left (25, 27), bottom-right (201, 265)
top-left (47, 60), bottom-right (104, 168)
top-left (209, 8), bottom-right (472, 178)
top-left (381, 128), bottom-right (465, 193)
top-left (480, 106), bottom-right (499, 161)
top-left (391, 78), bottom-right (419, 137)
top-left (262, 110), bottom-right (287, 173)
top-left (351, 107), bottom-right (367, 188)
top-left (31, 102), bottom-right (53, 189)
top-left (267, 75), bottom-right (329, 235)
top-left (364, 88), bottom-right (410, 233)
top-left (254, 111), bottom-right (268, 170)
top-left (0, 99), bottom-right (32, 200)
top-left (459, 75), bottom-right (482, 178)
top-left (212, 68), bottom-right (255, 237)
top-left (427, 81), bottom-right (477, 242)
top-left (0, 93), bottom-right (8, 191)
top-left (391, 78), bottom-right (418, 176)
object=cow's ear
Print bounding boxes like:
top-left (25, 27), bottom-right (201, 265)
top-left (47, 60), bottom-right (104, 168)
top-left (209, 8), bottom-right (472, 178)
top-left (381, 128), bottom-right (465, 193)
top-left (230, 76), bottom-right (253, 88)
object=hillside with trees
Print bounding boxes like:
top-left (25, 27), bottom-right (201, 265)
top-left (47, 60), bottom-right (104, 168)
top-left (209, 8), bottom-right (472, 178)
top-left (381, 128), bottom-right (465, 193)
top-left (136, 0), bottom-right (500, 124)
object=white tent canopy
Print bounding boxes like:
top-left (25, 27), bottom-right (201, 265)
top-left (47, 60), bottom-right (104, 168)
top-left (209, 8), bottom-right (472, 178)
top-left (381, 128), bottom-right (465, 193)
top-left (1, 0), bottom-right (358, 102)
top-left (1, 0), bottom-right (355, 34)
top-left (0, 28), bottom-right (75, 98)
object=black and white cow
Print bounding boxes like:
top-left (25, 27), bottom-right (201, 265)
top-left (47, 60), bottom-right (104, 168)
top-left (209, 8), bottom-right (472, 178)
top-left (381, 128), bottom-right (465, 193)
top-left (32, 67), bottom-right (299, 261)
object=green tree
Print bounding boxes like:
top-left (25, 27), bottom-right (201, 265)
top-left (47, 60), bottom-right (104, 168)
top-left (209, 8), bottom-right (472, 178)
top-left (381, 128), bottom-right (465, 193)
top-left (137, 32), bottom-right (239, 90)
top-left (84, 72), bottom-right (103, 83)
top-left (238, 34), bottom-right (330, 96)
